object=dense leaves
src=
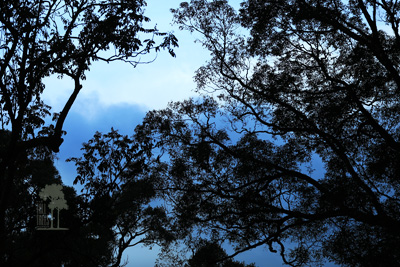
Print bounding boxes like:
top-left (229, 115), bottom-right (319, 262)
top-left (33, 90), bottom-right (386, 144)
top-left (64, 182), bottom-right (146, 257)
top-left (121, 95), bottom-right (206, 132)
top-left (187, 241), bottom-right (256, 267)
top-left (0, 0), bottom-right (177, 262)
top-left (68, 129), bottom-right (175, 266)
top-left (1, 129), bottom-right (114, 266)
top-left (4, 126), bottom-right (176, 267)
top-left (133, 0), bottom-right (400, 266)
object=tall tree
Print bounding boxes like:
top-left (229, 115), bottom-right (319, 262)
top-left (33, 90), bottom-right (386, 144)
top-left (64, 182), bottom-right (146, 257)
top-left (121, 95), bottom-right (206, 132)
top-left (0, 0), bottom-right (177, 257)
top-left (134, 0), bottom-right (400, 266)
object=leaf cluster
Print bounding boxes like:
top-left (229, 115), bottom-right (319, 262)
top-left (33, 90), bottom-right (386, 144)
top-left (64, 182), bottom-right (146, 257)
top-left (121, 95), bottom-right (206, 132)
top-left (134, 0), bottom-right (400, 266)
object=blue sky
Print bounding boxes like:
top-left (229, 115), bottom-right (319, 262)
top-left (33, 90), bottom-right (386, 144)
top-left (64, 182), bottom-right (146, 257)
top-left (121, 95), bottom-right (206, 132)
top-left (41, 1), bottom-right (335, 266)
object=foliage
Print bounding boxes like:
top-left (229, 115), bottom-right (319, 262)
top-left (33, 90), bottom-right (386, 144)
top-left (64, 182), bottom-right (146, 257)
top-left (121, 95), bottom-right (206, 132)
top-left (187, 241), bottom-right (256, 267)
top-left (2, 127), bottom-right (176, 267)
top-left (68, 128), bottom-right (176, 266)
top-left (2, 129), bottom-right (111, 266)
top-left (134, 0), bottom-right (400, 266)
top-left (0, 0), bottom-right (177, 261)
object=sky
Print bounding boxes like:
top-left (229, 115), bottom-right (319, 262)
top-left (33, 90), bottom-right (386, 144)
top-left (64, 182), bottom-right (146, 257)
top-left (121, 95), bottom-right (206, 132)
top-left (42, 1), bottom-right (334, 266)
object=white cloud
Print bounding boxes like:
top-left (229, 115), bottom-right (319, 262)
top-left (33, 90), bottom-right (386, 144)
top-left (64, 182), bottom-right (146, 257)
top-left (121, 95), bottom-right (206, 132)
top-left (42, 37), bottom-right (207, 120)
top-left (80, 55), bottom-right (198, 109)
top-left (41, 0), bottom-right (212, 119)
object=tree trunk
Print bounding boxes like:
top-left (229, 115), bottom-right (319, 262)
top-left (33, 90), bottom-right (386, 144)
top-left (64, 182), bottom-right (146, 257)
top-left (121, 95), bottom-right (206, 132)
top-left (57, 208), bottom-right (59, 228)
top-left (50, 208), bottom-right (54, 228)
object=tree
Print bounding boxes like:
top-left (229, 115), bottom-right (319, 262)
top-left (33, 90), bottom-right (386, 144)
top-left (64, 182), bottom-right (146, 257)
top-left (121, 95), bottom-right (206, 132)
top-left (1, 130), bottom-right (93, 266)
top-left (134, 0), bottom-right (400, 266)
top-left (3, 127), bottom-right (165, 266)
top-left (187, 241), bottom-right (256, 267)
top-left (0, 0), bottom-right (177, 258)
top-left (68, 129), bottom-right (176, 267)
top-left (53, 198), bottom-right (68, 228)
top-left (39, 183), bottom-right (68, 229)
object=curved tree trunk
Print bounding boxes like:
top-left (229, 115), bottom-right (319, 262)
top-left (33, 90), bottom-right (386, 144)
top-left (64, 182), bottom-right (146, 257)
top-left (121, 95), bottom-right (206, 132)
top-left (50, 208), bottom-right (54, 229)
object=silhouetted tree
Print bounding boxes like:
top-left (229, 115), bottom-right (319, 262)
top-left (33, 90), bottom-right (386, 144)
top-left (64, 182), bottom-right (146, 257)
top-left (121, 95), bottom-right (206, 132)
top-left (68, 129), bottom-right (176, 267)
top-left (187, 242), bottom-right (256, 267)
top-left (134, 0), bottom-right (400, 266)
top-left (3, 127), bottom-right (170, 266)
top-left (1, 129), bottom-right (103, 266)
top-left (0, 0), bottom-right (177, 258)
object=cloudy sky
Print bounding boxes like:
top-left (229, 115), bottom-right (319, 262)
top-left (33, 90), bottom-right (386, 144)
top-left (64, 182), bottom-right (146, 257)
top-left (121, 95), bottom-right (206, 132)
top-left (43, 0), bottom-right (207, 187)
top-left (41, 1), bottom-right (331, 266)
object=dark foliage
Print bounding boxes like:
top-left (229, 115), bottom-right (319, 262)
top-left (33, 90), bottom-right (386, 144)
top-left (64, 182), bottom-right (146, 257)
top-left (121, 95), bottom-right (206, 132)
top-left (3, 127), bottom-right (176, 267)
top-left (134, 0), bottom-right (400, 266)
top-left (2, 129), bottom-right (113, 266)
top-left (187, 241), bottom-right (256, 267)
top-left (0, 0), bottom-right (177, 263)
top-left (68, 129), bottom-right (176, 266)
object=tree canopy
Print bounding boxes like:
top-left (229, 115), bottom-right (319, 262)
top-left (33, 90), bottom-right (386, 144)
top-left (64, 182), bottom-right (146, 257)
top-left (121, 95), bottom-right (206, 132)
top-left (131, 0), bottom-right (400, 266)
top-left (0, 0), bottom-right (177, 261)
top-left (68, 129), bottom-right (176, 266)
top-left (3, 127), bottom-right (176, 266)
top-left (2, 129), bottom-right (113, 266)
top-left (187, 241), bottom-right (256, 267)
top-left (4, 0), bottom-right (400, 266)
